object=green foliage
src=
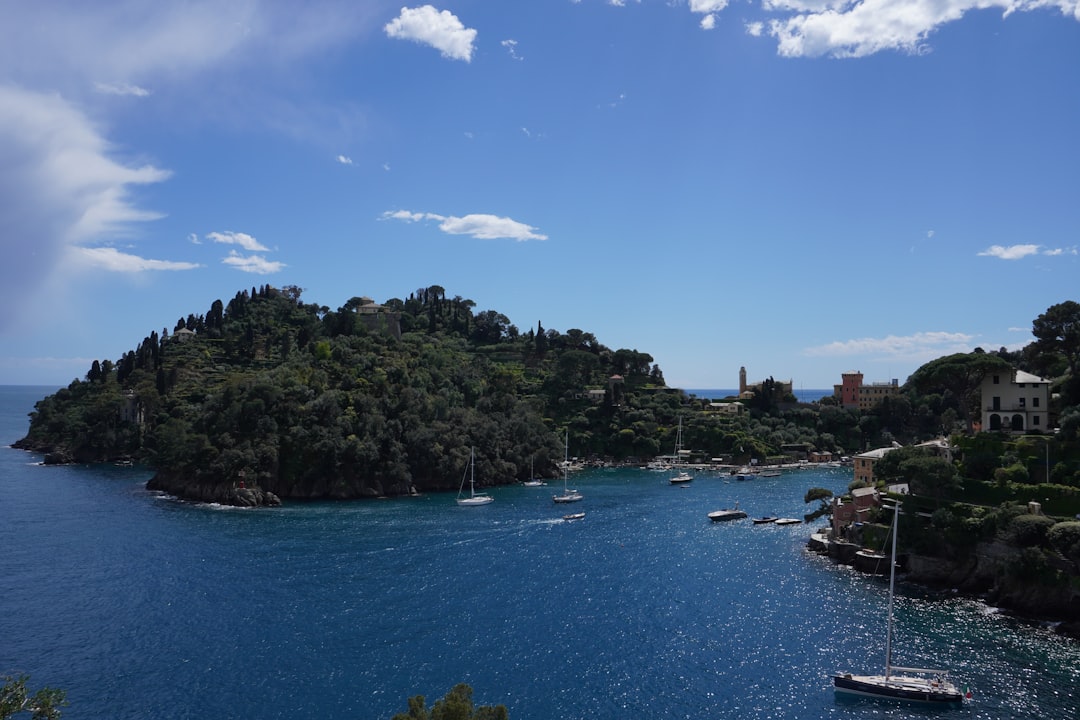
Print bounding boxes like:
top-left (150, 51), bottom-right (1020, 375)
top-left (1031, 300), bottom-right (1080, 391)
top-left (803, 487), bottom-right (833, 521)
top-left (905, 351), bottom-right (1012, 430)
top-left (391, 684), bottom-right (508, 720)
top-left (994, 463), bottom-right (1030, 486)
top-left (1048, 521), bottom-right (1080, 563)
top-left (1005, 514), bottom-right (1056, 548)
top-left (0, 675), bottom-right (66, 720)
top-left (17, 288), bottom-right (1080, 509)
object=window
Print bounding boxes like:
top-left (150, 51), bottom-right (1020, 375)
top-left (1034, 416), bottom-right (1041, 426)
top-left (1019, 398), bottom-right (1026, 408)
top-left (1033, 397), bottom-right (1040, 408)
top-left (992, 375), bottom-right (1000, 384)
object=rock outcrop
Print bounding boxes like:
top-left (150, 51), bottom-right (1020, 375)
top-left (147, 472), bottom-right (282, 507)
top-left (810, 533), bottom-right (1080, 639)
top-left (904, 540), bottom-right (1080, 637)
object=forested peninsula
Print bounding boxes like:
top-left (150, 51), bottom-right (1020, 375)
top-left (16, 284), bottom-right (685, 505)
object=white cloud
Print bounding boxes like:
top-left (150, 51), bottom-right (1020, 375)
top-left (75, 246), bottom-right (201, 272)
top-left (381, 210), bottom-right (548, 241)
top-left (804, 331), bottom-right (976, 359)
top-left (205, 231), bottom-right (269, 252)
top-left (502, 39), bottom-right (523, 60)
top-left (222, 250), bottom-right (286, 275)
top-left (94, 81), bottom-right (150, 97)
top-left (763, 0), bottom-right (1080, 59)
top-left (384, 5), bottom-right (477, 62)
top-left (0, 85), bottom-right (172, 330)
top-left (690, 0), bottom-right (729, 12)
top-left (701, 14), bottom-right (718, 29)
top-left (745, 21), bottom-right (765, 36)
top-left (976, 243), bottom-right (1075, 260)
top-left (382, 210), bottom-right (428, 223)
top-left (337, 154), bottom-right (354, 165)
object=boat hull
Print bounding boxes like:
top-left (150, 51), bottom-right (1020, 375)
top-left (708, 510), bottom-right (747, 522)
top-left (456, 496), bottom-right (494, 506)
top-left (833, 674), bottom-right (963, 704)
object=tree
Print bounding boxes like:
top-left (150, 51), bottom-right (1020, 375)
top-left (1031, 300), bottom-right (1080, 406)
top-left (906, 352), bottom-right (1012, 432)
top-left (0, 675), bottom-right (66, 719)
top-left (1032, 300), bottom-right (1080, 379)
top-left (803, 487), bottom-right (833, 521)
top-left (390, 684), bottom-right (507, 720)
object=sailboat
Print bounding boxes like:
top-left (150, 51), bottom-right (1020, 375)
top-left (456, 447), bottom-right (494, 506)
top-left (669, 416), bottom-right (692, 485)
top-left (833, 502), bottom-right (966, 704)
top-left (522, 456), bottom-right (546, 487)
top-left (552, 431), bottom-right (583, 504)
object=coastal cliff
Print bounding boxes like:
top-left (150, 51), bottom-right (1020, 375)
top-left (904, 540), bottom-right (1080, 634)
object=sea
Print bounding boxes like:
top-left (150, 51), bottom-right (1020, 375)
top-left (682, 388), bottom-right (834, 403)
top-left (1, 385), bottom-right (1077, 720)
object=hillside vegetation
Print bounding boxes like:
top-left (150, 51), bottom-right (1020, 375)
top-left (15, 288), bottom-right (1080, 509)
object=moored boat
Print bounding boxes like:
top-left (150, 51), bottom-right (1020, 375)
top-left (832, 501), bottom-right (968, 705)
top-left (456, 448), bottom-right (494, 506)
top-left (708, 501), bottom-right (747, 522)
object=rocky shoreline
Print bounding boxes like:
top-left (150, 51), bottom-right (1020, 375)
top-left (808, 530), bottom-right (1080, 640)
top-left (146, 471), bottom-right (282, 507)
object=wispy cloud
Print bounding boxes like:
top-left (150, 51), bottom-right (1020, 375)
top-left (205, 232), bottom-right (284, 273)
top-left (501, 39), bottom-right (523, 60)
top-left (222, 251), bottom-right (286, 275)
top-left (75, 246), bottom-right (201, 272)
top-left (336, 154), bottom-right (354, 165)
top-left (978, 244), bottom-right (1077, 260)
top-left (804, 331), bottom-right (976, 360)
top-left (94, 81), bottom-right (150, 97)
top-left (0, 85), bottom-right (172, 329)
top-left (384, 5), bottom-right (477, 62)
top-left (382, 210), bottom-right (548, 241)
top-left (205, 231), bottom-right (269, 253)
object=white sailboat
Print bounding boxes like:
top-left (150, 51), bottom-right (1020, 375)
top-left (456, 447), bottom-right (494, 506)
top-left (552, 431), bottom-right (583, 504)
top-left (669, 416), bottom-right (692, 484)
top-left (833, 502), bottom-right (966, 704)
top-left (522, 456), bottom-right (545, 486)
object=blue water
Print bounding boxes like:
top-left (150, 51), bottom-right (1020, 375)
top-left (684, 388), bottom-right (834, 403)
top-left (1, 386), bottom-right (1077, 719)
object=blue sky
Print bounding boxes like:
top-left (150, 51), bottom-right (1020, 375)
top-left (1, 1), bottom-right (1078, 391)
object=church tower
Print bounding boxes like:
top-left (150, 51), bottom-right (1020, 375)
top-left (739, 366), bottom-right (747, 395)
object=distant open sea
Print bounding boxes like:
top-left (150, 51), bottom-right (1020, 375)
top-left (2, 385), bottom-right (1077, 719)
top-left (683, 388), bottom-right (834, 403)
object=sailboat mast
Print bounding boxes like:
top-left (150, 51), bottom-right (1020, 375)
top-left (563, 431), bottom-right (569, 491)
top-left (884, 502), bottom-right (899, 679)
top-left (470, 447), bottom-right (476, 498)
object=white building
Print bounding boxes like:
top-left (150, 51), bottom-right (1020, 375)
top-left (980, 369), bottom-right (1051, 433)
